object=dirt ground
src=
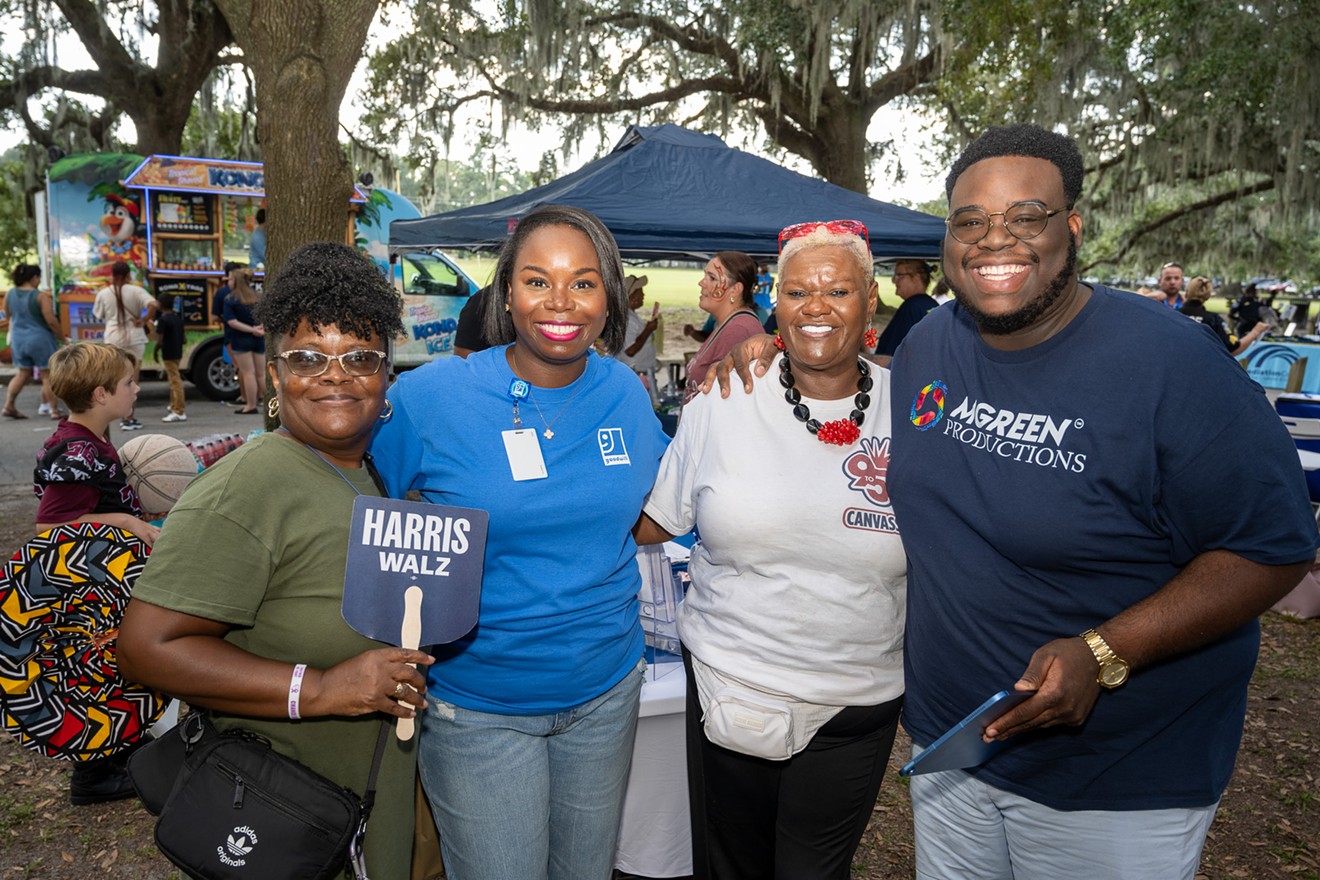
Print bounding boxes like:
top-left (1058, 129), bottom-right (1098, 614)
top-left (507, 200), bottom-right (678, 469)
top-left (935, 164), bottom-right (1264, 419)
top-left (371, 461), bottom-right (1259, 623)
top-left (1, 481), bottom-right (1317, 879)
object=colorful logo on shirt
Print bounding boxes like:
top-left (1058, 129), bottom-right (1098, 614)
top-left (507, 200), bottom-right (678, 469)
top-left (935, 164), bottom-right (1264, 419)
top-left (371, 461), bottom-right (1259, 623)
top-left (841, 437), bottom-right (899, 533)
top-left (598, 428), bottom-right (630, 466)
top-left (909, 380), bottom-right (947, 430)
top-left (842, 437), bottom-right (891, 506)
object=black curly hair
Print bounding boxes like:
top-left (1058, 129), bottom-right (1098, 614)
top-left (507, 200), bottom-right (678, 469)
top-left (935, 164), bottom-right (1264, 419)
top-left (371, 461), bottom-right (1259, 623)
top-left (254, 242), bottom-right (404, 353)
top-left (945, 124), bottom-right (1084, 208)
top-left (482, 204), bottom-right (629, 355)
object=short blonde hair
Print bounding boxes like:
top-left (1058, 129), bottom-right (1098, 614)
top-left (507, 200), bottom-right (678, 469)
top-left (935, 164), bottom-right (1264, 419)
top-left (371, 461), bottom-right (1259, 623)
top-left (49, 342), bottom-right (137, 413)
top-left (1185, 276), bottom-right (1214, 303)
top-left (779, 228), bottom-right (873, 286)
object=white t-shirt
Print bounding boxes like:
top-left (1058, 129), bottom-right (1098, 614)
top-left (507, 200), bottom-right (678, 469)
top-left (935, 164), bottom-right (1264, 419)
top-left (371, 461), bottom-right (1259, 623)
top-left (644, 354), bottom-right (906, 705)
top-left (617, 308), bottom-right (657, 372)
top-left (93, 283), bottom-right (154, 350)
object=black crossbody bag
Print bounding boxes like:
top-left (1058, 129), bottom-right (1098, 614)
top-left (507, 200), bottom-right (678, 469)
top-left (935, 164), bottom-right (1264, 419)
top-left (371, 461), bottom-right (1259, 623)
top-left (128, 711), bottom-right (390, 880)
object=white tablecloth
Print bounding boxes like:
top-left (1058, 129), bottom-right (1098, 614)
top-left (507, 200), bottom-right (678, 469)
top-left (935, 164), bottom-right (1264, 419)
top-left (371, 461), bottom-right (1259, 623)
top-left (615, 660), bottom-right (692, 878)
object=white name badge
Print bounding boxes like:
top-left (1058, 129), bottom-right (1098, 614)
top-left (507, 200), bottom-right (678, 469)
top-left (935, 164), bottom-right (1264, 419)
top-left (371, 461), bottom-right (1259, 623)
top-left (502, 429), bottom-right (548, 481)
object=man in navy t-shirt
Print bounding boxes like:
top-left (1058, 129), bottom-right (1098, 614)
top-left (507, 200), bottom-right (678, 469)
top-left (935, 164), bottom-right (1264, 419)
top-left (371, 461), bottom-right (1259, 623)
top-left (888, 124), bottom-right (1317, 879)
top-left (874, 259), bottom-right (938, 359)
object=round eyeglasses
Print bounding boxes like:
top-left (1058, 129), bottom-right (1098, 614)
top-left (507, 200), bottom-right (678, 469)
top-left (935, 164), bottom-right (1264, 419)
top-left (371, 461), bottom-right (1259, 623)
top-left (274, 349), bottom-right (388, 377)
top-left (945, 201), bottom-right (1065, 245)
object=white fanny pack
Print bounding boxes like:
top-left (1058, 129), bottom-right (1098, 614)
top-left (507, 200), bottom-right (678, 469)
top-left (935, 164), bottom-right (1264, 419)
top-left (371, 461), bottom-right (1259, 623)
top-left (691, 657), bottom-right (842, 761)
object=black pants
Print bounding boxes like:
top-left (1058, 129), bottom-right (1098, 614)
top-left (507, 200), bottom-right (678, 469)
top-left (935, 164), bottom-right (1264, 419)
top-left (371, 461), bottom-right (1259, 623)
top-left (683, 650), bottom-right (903, 880)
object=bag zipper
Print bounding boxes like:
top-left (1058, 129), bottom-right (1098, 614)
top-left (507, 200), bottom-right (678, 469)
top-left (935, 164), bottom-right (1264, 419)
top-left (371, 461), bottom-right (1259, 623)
top-left (215, 760), bottom-right (353, 839)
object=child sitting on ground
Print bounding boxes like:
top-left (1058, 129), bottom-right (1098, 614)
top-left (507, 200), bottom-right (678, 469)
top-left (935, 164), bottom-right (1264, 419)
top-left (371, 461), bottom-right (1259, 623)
top-left (32, 342), bottom-right (159, 805)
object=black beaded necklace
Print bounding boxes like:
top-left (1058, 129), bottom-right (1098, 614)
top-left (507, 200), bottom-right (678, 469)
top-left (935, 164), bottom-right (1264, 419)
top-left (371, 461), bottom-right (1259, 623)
top-left (779, 355), bottom-right (873, 445)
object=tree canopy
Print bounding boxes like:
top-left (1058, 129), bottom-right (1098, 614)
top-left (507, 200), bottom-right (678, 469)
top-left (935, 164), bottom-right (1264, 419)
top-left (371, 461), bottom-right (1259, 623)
top-left (940, 0), bottom-right (1319, 278)
top-left (361, 0), bottom-right (943, 195)
top-left (0, 0), bottom-right (234, 156)
top-left (358, 0), bottom-right (1318, 279)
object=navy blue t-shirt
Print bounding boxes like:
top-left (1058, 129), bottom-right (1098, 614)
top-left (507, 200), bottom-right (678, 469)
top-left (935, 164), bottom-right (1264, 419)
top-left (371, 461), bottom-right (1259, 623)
top-left (876, 293), bottom-right (938, 356)
top-left (889, 284), bottom-right (1316, 811)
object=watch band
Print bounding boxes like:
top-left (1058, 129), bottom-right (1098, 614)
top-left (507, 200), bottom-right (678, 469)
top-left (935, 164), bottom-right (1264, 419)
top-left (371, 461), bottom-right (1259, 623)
top-left (1080, 628), bottom-right (1116, 665)
top-left (1080, 628), bottom-right (1130, 688)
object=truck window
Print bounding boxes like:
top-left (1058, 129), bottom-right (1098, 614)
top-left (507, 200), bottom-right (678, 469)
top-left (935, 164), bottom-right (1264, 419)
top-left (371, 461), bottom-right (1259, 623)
top-left (403, 253), bottom-right (469, 297)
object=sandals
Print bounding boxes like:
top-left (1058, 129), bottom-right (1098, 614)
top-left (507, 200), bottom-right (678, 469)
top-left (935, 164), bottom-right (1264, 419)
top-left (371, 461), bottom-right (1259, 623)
top-left (2, 408), bottom-right (28, 420)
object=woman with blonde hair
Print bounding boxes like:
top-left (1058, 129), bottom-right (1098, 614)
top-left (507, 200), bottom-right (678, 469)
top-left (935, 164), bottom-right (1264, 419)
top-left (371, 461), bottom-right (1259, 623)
top-left (637, 220), bottom-right (906, 879)
top-left (223, 268), bottom-right (265, 414)
top-left (1180, 276), bottom-right (1267, 356)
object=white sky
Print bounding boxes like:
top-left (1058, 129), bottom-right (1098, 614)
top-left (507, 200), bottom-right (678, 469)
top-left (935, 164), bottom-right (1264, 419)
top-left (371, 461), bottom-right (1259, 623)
top-left (1, 8), bottom-right (947, 207)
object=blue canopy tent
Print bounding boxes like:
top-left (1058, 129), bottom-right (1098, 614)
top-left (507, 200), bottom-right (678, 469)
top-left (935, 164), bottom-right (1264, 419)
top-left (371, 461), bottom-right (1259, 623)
top-left (390, 124), bottom-right (946, 262)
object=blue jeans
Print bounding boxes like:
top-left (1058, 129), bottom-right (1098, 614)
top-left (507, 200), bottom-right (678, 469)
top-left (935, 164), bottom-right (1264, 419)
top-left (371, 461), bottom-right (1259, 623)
top-left (418, 658), bottom-right (646, 880)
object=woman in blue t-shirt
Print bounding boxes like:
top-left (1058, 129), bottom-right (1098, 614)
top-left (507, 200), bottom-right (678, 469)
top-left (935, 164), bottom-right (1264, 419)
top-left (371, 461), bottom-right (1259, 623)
top-left (371, 204), bottom-right (668, 880)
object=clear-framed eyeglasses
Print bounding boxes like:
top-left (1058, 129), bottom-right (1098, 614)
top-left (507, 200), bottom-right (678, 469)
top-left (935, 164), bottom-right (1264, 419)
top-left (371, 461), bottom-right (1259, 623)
top-left (945, 201), bottom-right (1066, 245)
top-left (274, 349), bottom-right (388, 377)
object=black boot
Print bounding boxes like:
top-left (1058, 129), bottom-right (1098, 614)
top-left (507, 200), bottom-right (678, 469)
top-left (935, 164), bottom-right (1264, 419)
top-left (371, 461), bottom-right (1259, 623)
top-left (70, 756), bottom-right (136, 806)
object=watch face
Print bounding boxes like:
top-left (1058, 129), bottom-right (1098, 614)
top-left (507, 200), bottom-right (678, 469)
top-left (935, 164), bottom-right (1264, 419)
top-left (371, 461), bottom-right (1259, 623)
top-left (1099, 660), bottom-right (1130, 688)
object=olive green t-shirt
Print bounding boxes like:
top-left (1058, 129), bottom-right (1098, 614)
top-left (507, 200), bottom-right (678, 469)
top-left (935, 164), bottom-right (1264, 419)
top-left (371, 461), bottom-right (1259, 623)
top-left (132, 432), bottom-right (415, 879)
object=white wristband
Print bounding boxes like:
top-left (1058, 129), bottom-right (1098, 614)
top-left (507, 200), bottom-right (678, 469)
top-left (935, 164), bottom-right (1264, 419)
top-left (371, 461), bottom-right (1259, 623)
top-left (288, 663), bottom-right (307, 720)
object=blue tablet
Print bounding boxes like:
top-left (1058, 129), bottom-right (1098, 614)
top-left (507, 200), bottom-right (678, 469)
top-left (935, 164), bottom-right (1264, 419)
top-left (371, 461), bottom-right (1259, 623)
top-left (899, 690), bottom-right (1033, 777)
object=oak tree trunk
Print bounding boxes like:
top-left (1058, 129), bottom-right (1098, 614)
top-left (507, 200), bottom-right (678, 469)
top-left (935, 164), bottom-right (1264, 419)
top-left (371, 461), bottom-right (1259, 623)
top-left (214, 0), bottom-right (380, 277)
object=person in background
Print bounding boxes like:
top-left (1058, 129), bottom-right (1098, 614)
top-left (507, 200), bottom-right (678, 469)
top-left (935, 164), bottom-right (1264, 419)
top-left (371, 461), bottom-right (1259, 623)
top-left (371, 204), bottom-right (668, 880)
top-left (211, 262), bottom-right (243, 406)
top-left (155, 293), bottom-right (187, 422)
top-left (454, 284), bottom-right (493, 358)
top-left (3, 264), bottom-right (62, 420)
top-left (1153, 261), bottom-right (1185, 308)
top-left (753, 262), bottom-right (774, 324)
top-left (683, 251), bottom-right (763, 403)
top-left (617, 273), bottom-right (661, 402)
top-left (249, 207), bottom-right (267, 269)
top-left (34, 341), bottom-right (159, 805)
top-left (1231, 283), bottom-right (1270, 339)
top-left (874, 260), bottom-right (938, 362)
top-left (223, 269), bottom-right (265, 415)
top-left (118, 242), bottom-right (429, 879)
top-left (637, 219), bottom-right (906, 880)
top-left (92, 261), bottom-right (156, 431)
top-left (683, 314), bottom-right (716, 344)
top-left (1179, 276), bottom-right (1268, 356)
top-left (930, 278), bottom-right (953, 305)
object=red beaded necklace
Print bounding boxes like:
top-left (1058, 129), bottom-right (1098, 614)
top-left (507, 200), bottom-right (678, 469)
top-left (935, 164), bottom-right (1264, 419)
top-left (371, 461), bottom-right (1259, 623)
top-left (778, 353), bottom-right (872, 446)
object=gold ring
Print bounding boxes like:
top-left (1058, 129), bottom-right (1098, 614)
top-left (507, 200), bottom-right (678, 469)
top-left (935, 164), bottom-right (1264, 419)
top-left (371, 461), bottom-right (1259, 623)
top-left (393, 682), bottom-right (405, 698)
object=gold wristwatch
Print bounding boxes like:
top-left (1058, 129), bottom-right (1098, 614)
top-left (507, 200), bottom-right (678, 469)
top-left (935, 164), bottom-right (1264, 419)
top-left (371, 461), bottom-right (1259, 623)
top-left (1080, 629), bottom-right (1130, 689)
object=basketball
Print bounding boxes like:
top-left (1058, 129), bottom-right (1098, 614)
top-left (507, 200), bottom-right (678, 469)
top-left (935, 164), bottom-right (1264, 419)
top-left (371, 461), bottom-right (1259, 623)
top-left (120, 434), bottom-right (201, 516)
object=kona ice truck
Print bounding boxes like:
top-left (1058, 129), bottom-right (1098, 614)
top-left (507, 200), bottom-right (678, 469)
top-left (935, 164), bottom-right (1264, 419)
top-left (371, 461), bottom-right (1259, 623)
top-left (30, 152), bottom-right (474, 398)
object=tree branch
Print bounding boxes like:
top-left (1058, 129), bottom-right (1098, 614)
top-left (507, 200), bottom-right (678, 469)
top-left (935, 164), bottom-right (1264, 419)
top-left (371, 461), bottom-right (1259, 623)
top-left (863, 47), bottom-right (940, 115)
top-left (1081, 177), bottom-right (1276, 271)
top-left (494, 75), bottom-right (752, 115)
top-left (51, 0), bottom-right (138, 80)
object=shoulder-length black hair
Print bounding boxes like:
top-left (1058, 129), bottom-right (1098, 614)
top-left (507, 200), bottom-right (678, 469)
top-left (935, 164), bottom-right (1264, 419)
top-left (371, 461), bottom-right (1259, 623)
top-left (482, 204), bottom-right (629, 355)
